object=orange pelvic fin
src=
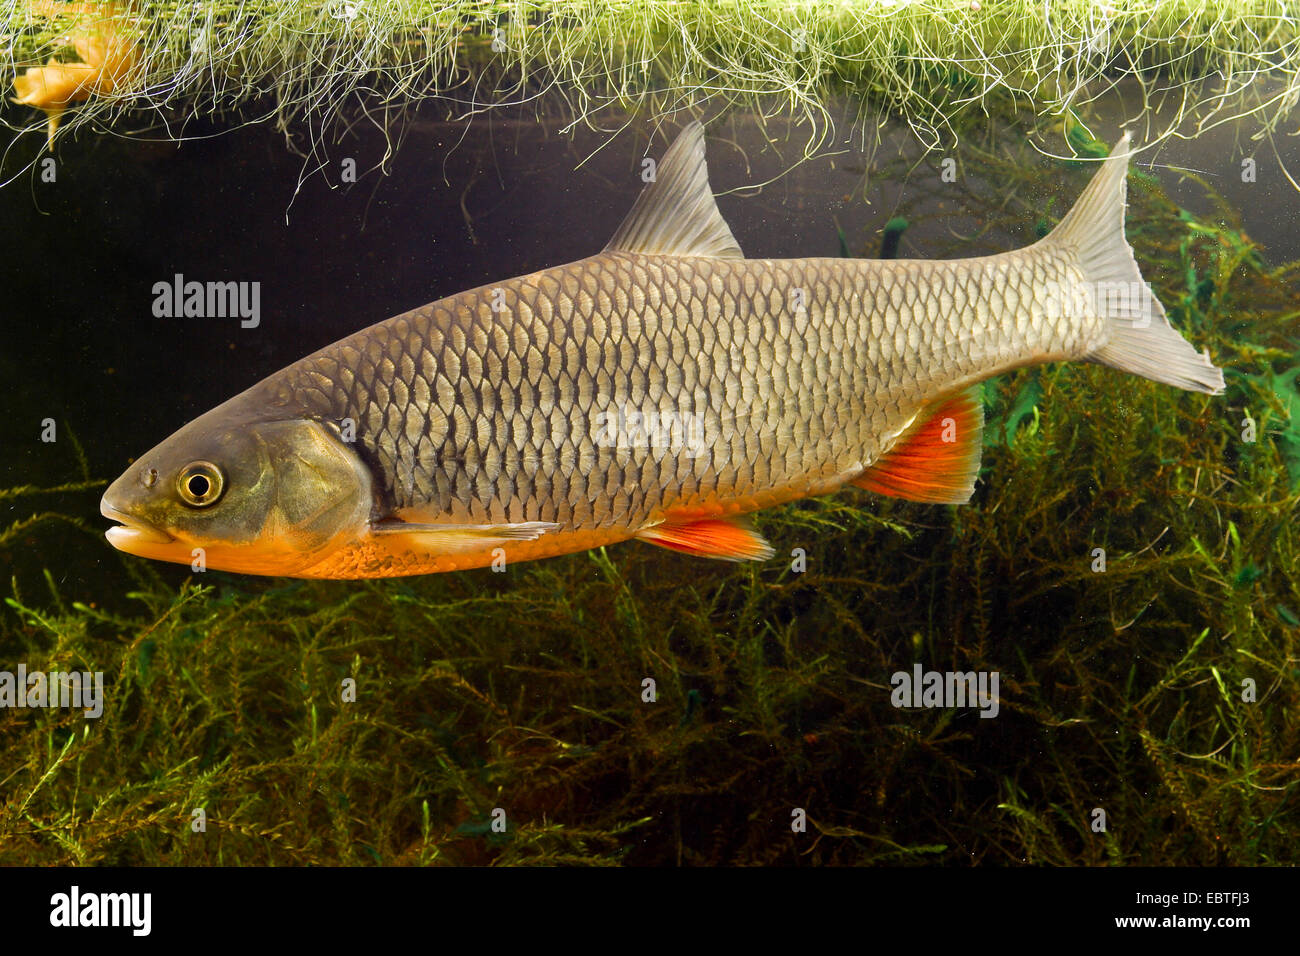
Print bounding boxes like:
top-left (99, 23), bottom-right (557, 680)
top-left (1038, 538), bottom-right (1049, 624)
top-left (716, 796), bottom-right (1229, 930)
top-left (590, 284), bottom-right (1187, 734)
top-left (853, 387), bottom-right (984, 504)
top-left (636, 512), bottom-right (774, 562)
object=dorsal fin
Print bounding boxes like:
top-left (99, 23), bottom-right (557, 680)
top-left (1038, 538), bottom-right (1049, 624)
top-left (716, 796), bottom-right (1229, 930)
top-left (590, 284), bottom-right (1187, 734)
top-left (604, 121), bottom-right (744, 259)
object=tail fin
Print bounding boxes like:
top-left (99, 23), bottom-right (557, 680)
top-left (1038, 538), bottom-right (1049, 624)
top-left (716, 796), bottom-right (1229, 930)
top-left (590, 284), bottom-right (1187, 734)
top-left (1043, 132), bottom-right (1225, 395)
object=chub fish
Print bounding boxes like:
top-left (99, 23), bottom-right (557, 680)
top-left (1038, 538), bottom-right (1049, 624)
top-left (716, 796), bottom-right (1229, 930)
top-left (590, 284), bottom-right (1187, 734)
top-left (101, 123), bottom-right (1224, 577)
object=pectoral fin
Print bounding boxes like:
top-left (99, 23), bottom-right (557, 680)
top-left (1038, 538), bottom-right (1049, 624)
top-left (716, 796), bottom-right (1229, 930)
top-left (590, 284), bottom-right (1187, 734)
top-left (635, 512), bottom-right (774, 562)
top-left (370, 518), bottom-right (561, 552)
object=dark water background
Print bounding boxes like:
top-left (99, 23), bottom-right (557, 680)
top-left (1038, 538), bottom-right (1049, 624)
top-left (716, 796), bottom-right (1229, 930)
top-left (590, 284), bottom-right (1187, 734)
top-left (1, 93), bottom-right (1295, 605)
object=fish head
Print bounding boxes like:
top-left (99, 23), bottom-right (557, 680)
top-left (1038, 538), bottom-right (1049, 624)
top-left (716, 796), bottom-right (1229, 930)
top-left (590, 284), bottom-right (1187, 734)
top-left (101, 400), bottom-right (373, 575)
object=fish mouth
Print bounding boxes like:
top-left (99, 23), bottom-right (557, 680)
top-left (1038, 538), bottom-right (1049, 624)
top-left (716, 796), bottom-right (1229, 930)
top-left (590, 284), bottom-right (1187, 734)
top-left (101, 500), bottom-right (174, 548)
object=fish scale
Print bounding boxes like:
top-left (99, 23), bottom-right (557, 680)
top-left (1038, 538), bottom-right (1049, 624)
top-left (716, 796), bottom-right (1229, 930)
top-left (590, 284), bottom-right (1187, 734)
top-left (101, 123), bottom-right (1223, 578)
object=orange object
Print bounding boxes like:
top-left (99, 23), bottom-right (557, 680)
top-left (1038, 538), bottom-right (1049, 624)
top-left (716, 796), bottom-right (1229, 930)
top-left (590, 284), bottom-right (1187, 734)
top-left (10, 2), bottom-right (137, 146)
top-left (853, 389), bottom-right (985, 503)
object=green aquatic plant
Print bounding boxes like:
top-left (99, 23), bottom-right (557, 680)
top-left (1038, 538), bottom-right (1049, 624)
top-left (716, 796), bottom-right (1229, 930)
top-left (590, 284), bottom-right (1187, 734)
top-left (1, 0), bottom-right (1298, 182)
top-left (0, 424), bottom-right (102, 553)
top-left (878, 216), bottom-right (908, 260)
top-left (1228, 361), bottom-right (1300, 489)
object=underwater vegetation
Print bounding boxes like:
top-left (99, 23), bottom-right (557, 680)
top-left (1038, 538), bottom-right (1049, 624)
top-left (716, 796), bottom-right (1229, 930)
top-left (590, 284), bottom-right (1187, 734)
top-left (1, 0), bottom-right (1298, 165)
top-left (2, 114), bottom-right (1297, 864)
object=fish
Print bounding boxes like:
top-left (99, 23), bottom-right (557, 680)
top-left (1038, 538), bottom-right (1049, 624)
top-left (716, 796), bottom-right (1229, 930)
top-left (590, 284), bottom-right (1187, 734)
top-left (100, 122), bottom-right (1224, 578)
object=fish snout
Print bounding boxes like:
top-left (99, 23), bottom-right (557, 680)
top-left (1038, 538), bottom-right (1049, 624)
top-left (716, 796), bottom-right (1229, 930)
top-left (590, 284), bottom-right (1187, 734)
top-left (101, 493), bottom-right (174, 550)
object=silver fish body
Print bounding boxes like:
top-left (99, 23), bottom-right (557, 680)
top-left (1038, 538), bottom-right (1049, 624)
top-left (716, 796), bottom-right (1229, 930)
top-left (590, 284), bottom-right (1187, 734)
top-left (101, 124), bottom-right (1223, 578)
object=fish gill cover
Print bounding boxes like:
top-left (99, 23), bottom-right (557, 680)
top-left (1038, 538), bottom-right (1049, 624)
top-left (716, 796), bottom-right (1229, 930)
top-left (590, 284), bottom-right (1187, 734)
top-left (0, 1), bottom-right (1297, 867)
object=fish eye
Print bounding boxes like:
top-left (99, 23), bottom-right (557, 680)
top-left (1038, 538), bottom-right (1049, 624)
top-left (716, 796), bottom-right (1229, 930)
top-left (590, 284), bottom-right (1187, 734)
top-left (177, 461), bottom-right (225, 508)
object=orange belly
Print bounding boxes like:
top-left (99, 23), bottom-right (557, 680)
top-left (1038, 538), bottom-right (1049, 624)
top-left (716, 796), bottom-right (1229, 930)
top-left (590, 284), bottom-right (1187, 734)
top-left (299, 526), bottom-right (637, 578)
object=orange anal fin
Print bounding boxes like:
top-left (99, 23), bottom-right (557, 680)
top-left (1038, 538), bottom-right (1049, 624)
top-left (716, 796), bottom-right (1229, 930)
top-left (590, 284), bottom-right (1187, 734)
top-left (853, 388), bottom-right (985, 504)
top-left (635, 513), bottom-right (774, 562)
